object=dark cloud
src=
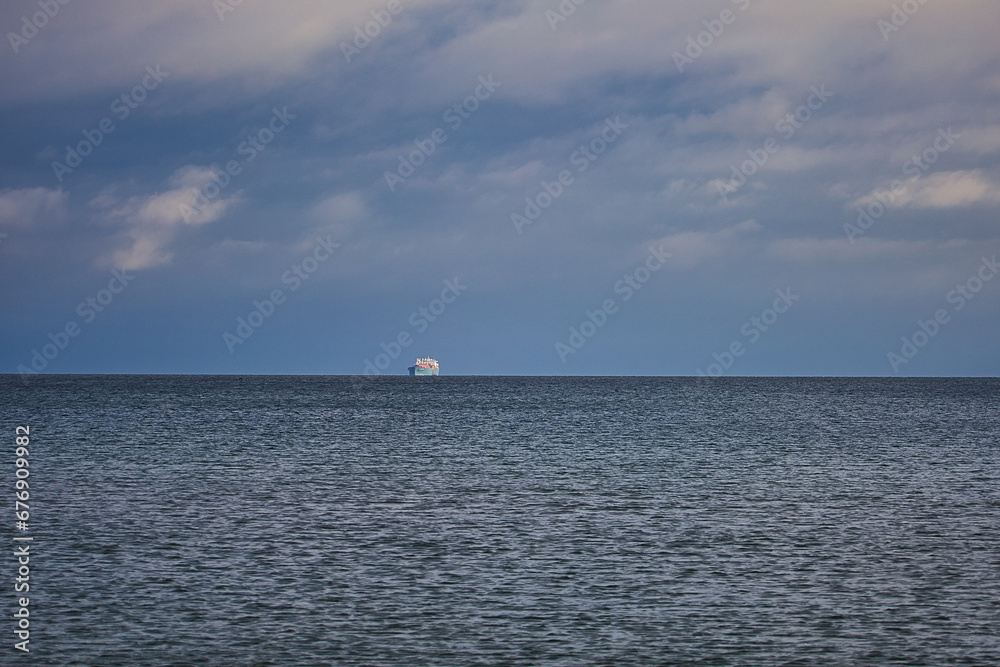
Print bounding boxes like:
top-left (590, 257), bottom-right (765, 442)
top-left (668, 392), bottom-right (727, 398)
top-left (1, 0), bottom-right (998, 376)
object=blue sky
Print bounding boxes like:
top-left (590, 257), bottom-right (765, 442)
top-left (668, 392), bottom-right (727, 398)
top-left (1, 0), bottom-right (998, 376)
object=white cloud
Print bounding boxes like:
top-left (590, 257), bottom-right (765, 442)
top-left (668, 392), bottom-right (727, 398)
top-left (0, 0), bottom-right (453, 107)
top-left (2, 0), bottom-right (997, 121)
top-left (674, 89), bottom-right (791, 139)
top-left (310, 191), bottom-right (366, 223)
top-left (309, 191), bottom-right (368, 238)
top-left (855, 170), bottom-right (1000, 210)
top-left (96, 166), bottom-right (240, 270)
top-left (481, 160), bottom-right (546, 187)
top-left (0, 187), bottom-right (67, 226)
top-left (651, 219), bottom-right (762, 268)
top-left (952, 125), bottom-right (1000, 156)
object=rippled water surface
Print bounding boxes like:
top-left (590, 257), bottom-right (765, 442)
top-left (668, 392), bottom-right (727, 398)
top-left (2, 376), bottom-right (999, 665)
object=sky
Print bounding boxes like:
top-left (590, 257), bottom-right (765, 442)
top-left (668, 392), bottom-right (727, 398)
top-left (1, 0), bottom-right (999, 377)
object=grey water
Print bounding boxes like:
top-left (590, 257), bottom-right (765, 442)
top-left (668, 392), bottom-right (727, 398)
top-left (2, 376), bottom-right (998, 666)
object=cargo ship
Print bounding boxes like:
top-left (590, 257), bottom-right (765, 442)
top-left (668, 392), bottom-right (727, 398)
top-left (408, 357), bottom-right (439, 376)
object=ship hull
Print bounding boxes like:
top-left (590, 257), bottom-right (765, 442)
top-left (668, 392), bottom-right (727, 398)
top-left (408, 366), bottom-right (438, 376)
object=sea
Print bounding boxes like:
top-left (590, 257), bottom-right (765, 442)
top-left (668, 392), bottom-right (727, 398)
top-left (1, 375), bottom-right (998, 666)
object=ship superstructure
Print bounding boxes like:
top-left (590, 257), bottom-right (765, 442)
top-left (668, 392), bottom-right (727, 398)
top-left (408, 357), bottom-right (439, 376)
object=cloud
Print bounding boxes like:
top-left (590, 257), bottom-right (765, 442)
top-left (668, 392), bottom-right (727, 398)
top-left (855, 170), bottom-right (1000, 210)
top-left (0, 187), bottom-right (67, 226)
top-left (310, 191), bottom-right (367, 226)
top-left (651, 219), bottom-right (762, 268)
top-left (0, 0), bottom-right (454, 107)
top-left (95, 166), bottom-right (240, 270)
top-left (956, 125), bottom-right (1000, 156)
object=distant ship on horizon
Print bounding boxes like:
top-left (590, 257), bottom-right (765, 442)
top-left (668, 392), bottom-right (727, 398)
top-left (408, 357), bottom-right (439, 376)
